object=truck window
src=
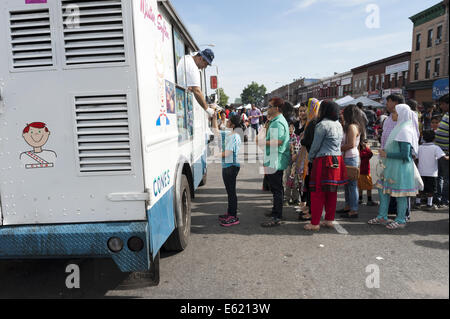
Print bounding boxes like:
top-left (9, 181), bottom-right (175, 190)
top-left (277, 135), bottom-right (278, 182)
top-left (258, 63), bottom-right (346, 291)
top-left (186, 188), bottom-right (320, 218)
top-left (174, 29), bottom-right (186, 88)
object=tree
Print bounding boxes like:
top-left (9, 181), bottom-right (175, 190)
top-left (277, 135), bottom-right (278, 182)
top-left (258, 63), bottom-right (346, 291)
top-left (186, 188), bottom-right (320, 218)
top-left (217, 88), bottom-right (229, 107)
top-left (240, 82), bottom-right (267, 106)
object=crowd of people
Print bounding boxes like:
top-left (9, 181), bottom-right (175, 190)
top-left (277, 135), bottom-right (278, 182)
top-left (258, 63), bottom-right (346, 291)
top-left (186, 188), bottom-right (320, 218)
top-left (210, 93), bottom-right (449, 231)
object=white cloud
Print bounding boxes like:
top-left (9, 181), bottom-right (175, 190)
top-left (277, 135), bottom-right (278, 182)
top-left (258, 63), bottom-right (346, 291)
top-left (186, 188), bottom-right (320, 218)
top-left (284, 0), bottom-right (372, 15)
top-left (284, 0), bottom-right (318, 15)
top-left (321, 31), bottom-right (411, 52)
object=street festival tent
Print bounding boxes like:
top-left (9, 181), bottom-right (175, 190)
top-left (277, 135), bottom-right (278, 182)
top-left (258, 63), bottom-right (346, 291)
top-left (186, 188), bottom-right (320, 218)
top-left (335, 95), bottom-right (354, 106)
top-left (340, 96), bottom-right (383, 108)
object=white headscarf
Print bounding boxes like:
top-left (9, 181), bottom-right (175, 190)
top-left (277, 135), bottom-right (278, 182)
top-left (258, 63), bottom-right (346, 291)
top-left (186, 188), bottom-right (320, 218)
top-left (394, 104), bottom-right (419, 155)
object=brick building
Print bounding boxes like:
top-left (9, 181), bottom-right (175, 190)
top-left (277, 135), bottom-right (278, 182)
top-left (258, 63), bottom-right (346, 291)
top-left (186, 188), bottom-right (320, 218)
top-left (407, 0), bottom-right (449, 104)
top-left (351, 52), bottom-right (411, 103)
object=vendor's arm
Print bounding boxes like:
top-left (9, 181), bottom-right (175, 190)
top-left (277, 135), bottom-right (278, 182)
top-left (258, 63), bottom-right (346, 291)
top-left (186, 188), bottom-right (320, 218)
top-left (190, 86), bottom-right (210, 113)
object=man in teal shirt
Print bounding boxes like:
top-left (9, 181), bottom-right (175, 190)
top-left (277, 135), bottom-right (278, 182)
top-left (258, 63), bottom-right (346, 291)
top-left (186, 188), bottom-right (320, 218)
top-left (262, 97), bottom-right (291, 227)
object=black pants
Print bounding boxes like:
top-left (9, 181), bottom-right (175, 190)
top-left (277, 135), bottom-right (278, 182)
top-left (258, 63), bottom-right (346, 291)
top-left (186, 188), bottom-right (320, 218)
top-left (222, 166), bottom-right (240, 217)
top-left (267, 170), bottom-right (284, 219)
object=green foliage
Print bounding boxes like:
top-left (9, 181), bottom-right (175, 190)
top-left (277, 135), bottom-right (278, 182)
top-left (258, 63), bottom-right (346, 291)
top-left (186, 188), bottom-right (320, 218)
top-left (217, 88), bottom-right (229, 107)
top-left (240, 82), bottom-right (267, 106)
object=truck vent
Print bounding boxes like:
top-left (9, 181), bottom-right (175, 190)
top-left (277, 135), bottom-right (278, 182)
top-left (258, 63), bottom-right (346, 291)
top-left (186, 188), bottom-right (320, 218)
top-left (75, 94), bottom-right (132, 173)
top-left (62, 0), bottom-right (126, 66)
top-left (9, 9), bottom-right (54, 69)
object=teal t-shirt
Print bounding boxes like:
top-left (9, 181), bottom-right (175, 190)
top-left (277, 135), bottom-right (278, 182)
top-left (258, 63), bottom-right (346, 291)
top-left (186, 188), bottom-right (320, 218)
top-left (264, 114), bottom-right (291, 171)
top-left (221, 131), bottom-right (241, 168)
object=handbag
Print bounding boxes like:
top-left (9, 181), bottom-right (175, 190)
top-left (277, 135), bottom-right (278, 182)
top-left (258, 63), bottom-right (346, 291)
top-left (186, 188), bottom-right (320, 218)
top-left (346, 165), bottom-right (360, 181)
top-left (413, 162), bottom-right (424, 191)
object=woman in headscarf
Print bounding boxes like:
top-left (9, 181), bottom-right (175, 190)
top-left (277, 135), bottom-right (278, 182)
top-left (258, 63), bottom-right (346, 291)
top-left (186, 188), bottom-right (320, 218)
top-left (293, 98), bottom-right (321, 221)
top-left (304, 101), bottom-right (348, 231)
top-left (369, 104), bottom-right (420, 229)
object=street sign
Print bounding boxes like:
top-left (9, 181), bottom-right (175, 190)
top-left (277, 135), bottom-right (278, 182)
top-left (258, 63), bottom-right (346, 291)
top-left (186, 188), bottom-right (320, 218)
top-left (210, 76), bottom-right (218, 90)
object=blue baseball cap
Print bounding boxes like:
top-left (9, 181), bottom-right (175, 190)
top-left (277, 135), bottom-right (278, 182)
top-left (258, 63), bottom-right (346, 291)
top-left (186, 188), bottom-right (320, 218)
top-left (199, 48), bottom-right (215, 65)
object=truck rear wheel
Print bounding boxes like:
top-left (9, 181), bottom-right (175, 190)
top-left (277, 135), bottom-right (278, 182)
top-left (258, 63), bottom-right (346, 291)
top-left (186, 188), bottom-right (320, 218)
top-left (164, 175), bottom-right (191, 251)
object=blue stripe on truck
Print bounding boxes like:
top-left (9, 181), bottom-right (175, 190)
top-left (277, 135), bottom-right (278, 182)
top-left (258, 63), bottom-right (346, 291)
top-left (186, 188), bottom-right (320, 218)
top-left (147, 187), bottom-right (175, 259)
top-left (0, 222), bottom-right (150, 272)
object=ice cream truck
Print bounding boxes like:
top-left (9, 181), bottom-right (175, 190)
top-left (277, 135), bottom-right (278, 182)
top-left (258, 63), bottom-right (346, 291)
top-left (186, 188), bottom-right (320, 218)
top-left (0, 0), bottom-right (211, 284)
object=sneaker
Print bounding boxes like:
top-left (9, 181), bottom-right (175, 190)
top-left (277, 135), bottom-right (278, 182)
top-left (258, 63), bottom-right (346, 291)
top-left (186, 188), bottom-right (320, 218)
top-left (367, 201), bottom-right (379, 207)
top-left (424, 205), bottom-right (438, 211)
top-left (218, 213), bottom-right (230, 221)
top-left (411, 203), bottom-right (422, 211)
top-left (220, 216), bottom-right (240, 227)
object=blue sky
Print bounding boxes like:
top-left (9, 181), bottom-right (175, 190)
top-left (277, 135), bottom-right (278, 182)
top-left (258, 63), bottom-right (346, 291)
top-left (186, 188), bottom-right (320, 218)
top-left (170, 0), bottom-right (441, 102)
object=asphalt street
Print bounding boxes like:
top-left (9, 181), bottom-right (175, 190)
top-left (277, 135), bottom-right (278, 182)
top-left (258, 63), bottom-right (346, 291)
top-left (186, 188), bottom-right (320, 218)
top-left (0, 141), bottom-right (448, 299)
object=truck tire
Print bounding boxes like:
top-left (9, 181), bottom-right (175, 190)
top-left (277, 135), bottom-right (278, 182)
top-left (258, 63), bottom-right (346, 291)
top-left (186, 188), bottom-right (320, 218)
top-left (164, 175), bottom-right (191, 251)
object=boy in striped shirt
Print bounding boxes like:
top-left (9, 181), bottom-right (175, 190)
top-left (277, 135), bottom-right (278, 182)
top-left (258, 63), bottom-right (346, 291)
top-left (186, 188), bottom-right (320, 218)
top-left (435, 94), bottom-right (449, 208)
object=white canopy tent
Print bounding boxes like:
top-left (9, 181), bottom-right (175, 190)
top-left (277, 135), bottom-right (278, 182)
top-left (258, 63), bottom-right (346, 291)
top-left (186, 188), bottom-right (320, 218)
top-left (340, 96), bottom-right (383, 108)
top-left (335, 96), bottom-right (354, 106)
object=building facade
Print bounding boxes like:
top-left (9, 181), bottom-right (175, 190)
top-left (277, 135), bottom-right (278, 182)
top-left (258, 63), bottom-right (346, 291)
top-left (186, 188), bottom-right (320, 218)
top-left (351, 52), bottom-right (411, 103)
top-left (407, 0), bottom-right (449, 105)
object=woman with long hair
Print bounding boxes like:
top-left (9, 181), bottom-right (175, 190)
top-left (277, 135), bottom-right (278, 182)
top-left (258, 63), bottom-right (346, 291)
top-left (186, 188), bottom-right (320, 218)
top-left (339, 105), bottom-right (366, 219)
top-left (304, 101), bottom-right (348, 231)
top-left (293, 98), bottom-right (321, 221)
top-left (369, 104), bottom-right (420, 229)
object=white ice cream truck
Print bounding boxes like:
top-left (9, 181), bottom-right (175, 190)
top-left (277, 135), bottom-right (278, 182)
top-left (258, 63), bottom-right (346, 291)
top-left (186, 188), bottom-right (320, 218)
top-left (0, 0), bottom-right (211, 283)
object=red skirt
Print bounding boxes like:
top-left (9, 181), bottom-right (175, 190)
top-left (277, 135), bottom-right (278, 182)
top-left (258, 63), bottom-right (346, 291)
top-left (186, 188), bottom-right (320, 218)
top-left (309, 156), bottom-right (348, 192)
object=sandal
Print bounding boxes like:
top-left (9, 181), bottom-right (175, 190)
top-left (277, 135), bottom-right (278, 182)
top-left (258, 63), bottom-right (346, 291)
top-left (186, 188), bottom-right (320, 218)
top-left (368, 218), bottom-right (388, 225)
top-left (341, 212), bottom-right (359, 219)
top-left (386, 221), bottom-right (406, 230)
top-left (261, 219), bottom-right (281, 228)
top-left (320, 221), bottom-right (334, 228)
top-left (298, 214), bottom-right (311, 221)
top-left (304, 224), bottom-right (320, 231)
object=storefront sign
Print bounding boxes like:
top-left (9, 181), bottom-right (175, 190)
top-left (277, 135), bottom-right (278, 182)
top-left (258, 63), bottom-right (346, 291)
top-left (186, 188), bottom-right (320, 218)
top-left (386, 61), bottom-right (409, 75)
top-left (433, 78), bottom-right (449, 100)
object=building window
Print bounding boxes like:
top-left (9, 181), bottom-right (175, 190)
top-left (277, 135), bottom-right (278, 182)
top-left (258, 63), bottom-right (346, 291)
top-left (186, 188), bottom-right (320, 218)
top-left (414, 63), bottom-right (419, 81)
top-left (402, 71), bottom-right (407, 86)
top-left (437, 25), bottom-right (443, 42)
top-left (425, 60), bottom-right (431, 79)
top-left (435, 58), bottom-right (440, 76)
top-left (375, 75), bottom-right (379, 90)
top-left (427, 29), bottom-right (433, 48)
top-left (416, 33), bottom-right (421, 51)
top-left (381, 74), bottom-right (385, 89)
top-left (394, 73), bottom-right (398, 87)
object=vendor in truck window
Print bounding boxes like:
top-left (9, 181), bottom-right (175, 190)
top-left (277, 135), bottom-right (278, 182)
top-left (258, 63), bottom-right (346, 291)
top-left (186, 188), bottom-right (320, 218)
top-left (20, 122), bottom-right (57, 169)
top-left (179, 48), bottom-right (216, 117)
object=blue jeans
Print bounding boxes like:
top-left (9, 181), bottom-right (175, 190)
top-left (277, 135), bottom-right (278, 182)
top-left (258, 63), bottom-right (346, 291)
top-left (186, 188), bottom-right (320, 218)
top-left (344, 157), bottom-right (360, 212)
top-left (437, 157), bottom-right (449, 205)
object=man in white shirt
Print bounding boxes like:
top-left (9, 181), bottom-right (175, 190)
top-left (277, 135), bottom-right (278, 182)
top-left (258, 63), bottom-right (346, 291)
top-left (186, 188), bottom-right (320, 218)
top-left (180, 49), bottom-right (216, 117)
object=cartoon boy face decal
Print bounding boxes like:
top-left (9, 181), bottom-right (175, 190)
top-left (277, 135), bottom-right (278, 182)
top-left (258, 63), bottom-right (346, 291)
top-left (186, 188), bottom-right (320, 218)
top-left (23, 122), bottom-right (50, 150)
top-left (20, 122), bottom-right (57, 169)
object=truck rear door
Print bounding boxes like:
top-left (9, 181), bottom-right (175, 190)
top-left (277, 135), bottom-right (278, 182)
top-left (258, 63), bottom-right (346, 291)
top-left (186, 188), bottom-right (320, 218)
top-left (0, 0), bottom-right (146, 226)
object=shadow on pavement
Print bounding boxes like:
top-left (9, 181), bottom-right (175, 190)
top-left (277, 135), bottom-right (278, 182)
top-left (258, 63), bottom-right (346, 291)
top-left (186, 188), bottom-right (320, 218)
top-left (191, 185), bottom-right (450, 238)
top-left (0, 258), bottom-right (158, 299)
